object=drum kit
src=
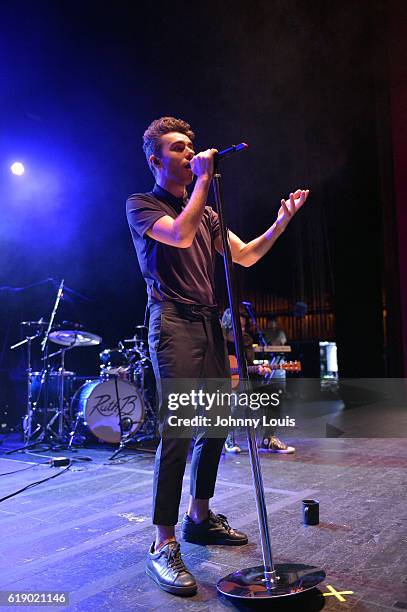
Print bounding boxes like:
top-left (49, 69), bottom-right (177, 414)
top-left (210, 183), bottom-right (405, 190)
top-left (11, 320), bottom-right (157, 454)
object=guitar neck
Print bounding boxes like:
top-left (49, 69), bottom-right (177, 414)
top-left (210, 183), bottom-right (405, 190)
top-left (230, 363), bottom-right (298, 375)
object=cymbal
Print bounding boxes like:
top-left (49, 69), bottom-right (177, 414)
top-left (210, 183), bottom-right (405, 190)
top-left (49, 330), bottom-right (102, 347)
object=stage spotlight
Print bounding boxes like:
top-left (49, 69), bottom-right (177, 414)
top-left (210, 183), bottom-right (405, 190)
top-left (10, 162), bottom-right (25, 176)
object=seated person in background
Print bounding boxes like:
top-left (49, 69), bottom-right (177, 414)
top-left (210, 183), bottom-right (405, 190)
top-left (261, 313), bottom-right (295, 453)
top-left (264, 314), bottom-right (287, 346)
top-left (221, 306), bottom-right (295, 454)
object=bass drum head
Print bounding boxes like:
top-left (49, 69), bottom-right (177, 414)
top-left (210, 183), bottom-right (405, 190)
top-left (72, 379), bottom-right (144, 444)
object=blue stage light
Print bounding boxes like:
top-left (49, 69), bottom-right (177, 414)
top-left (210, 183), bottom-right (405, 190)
top-left (10, 161), bottom-right (25, 176)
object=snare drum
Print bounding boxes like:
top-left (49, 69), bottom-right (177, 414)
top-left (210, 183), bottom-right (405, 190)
top-left (71, 379), bottom-right (144, 443)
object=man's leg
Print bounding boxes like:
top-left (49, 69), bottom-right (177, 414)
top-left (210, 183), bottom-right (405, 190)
top-left (147, 433), bottom-right (198, 597)
top-left (182, 316), bottom-right (248, 545)
top-left (182, 431), bottom-right (248, 545)
top-left (152, 436), bottom-right (191, 548)
top-left (188, 314), bottom-right (228, 521)
top-left (146, 304), bottom-right (207, 595)
top-left (149, 306), bottom-right (208, 534)
top-left (188, 434), bottom-right (225, 522)
top-left (187, 497), bottom-right (209, 524)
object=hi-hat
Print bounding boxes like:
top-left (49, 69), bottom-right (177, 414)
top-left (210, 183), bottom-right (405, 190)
top-left (49, 330), bottom-right (102, 347)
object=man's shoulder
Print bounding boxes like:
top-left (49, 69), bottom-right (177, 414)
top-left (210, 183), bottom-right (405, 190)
top-left (126, 191), bottom-right (160, 212)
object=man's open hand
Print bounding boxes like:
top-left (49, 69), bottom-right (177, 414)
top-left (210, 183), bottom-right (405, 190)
top-left (275, 189), bottom-right (309, 232)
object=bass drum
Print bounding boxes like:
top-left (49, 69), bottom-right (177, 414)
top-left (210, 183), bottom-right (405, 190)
top-left (71, 379), bottom-right (144, 443)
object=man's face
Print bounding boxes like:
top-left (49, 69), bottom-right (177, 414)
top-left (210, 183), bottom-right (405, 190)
top-left (155, 131), bottom-right (195, 185)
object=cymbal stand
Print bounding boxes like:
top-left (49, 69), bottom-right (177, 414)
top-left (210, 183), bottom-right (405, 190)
top-left (7, 280), bottom-right (65, 454)
top-left (58, 347), bottom-right (68, 438)
top-left (10, 331), bottom-right (41, 443)
top-left (212, 153), bottom-right (325, 600)
top-left (44, 346), bottom-right (73, 442)
top-left (28, 279), bottom-right (65, 448)
top-left (7, 331), bottom-right (52, 454)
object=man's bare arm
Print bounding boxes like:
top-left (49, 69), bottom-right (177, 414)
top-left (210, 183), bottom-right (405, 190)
top-left (215, 189), bottom-right (309, 267)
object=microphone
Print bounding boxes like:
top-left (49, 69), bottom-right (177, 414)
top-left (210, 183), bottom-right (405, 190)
top-left (241, 301), bottom-right (252, 306)
top-left (215, 143), bottom-right (249, 162)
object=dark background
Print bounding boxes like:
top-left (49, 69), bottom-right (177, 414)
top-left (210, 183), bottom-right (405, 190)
top-left (0, 0), bottom-right (405, 420)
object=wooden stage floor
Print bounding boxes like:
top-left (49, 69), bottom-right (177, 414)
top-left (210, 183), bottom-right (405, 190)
top-left (0, 435), bottom-right (406, 611)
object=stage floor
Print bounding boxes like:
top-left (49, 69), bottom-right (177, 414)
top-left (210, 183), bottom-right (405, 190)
top-left (0, 435), bottom-right (406, 611)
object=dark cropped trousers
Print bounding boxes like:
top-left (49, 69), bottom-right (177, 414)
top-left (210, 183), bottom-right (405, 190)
top-left (148, 301), bottom-right (229, 526)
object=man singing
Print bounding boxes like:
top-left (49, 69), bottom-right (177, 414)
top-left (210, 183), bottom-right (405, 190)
top-left (126, 116), bottom-right (308, 596)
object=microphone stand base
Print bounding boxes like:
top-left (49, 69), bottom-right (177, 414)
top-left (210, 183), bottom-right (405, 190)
top-left (217, 563), bottom-right (325, 600)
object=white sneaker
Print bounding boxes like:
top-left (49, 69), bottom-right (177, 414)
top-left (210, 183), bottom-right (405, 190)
top-left (260, 436), bottom-right (295, 454)
top-left (224, 434), bottom-right (241, 453)
top-left (225, 442), bottom-right (241, 453)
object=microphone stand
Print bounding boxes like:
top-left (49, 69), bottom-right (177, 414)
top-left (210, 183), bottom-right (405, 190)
top-left (242, 302), bottom-right (267, 347)
top-left (212, 151), bottom-right (325, 600)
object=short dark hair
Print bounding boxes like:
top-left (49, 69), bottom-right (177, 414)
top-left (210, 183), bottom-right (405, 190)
top-left (143, 116), bottom-right (195, 176)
